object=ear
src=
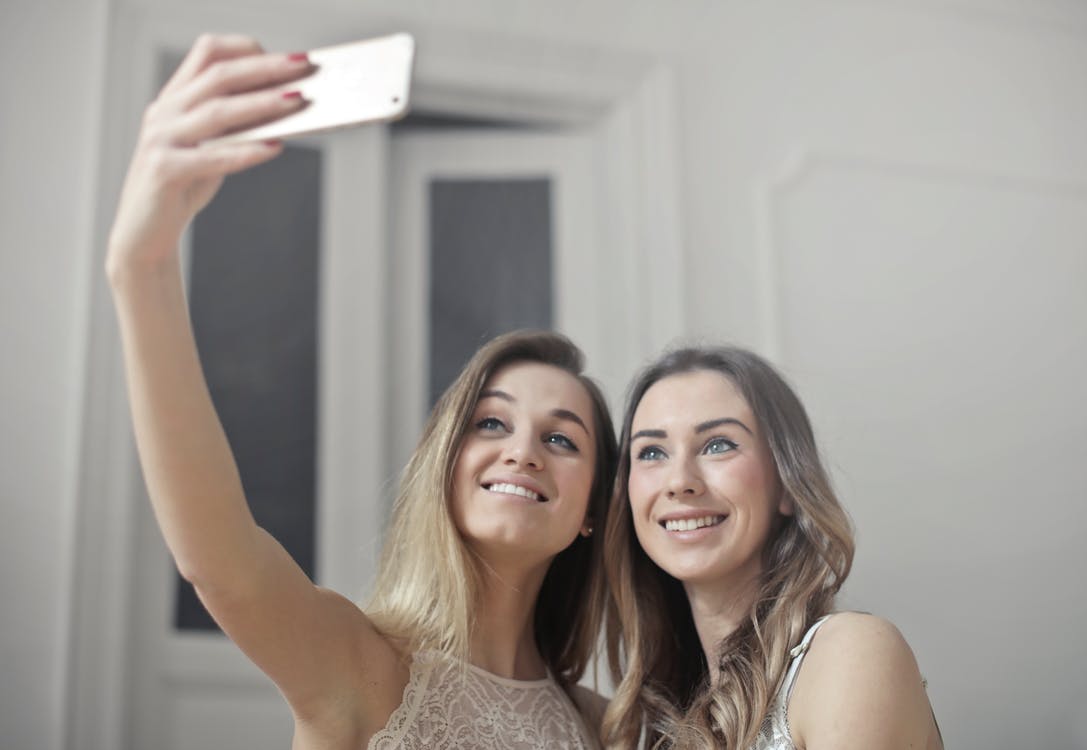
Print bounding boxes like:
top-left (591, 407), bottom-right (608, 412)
top-left (579, 516), bottom-right (594, 538)
top-left (777, 490), bottom-right (795, 517)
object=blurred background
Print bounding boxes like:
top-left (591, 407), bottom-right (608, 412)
top-left (3, 0), bottom-right (1086, 748)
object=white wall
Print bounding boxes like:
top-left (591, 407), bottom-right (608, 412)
top-left (3, 1), bottom-right (1085, 748)
top-left (0, 1), bottom-right (108, 749)
top-left (672, 6), bottom-right (1087, 748)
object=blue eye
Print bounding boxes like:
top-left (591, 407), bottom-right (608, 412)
top-left (636, 445), bottom-right (666, 461)
top-left (475, 417), bottom-right (507, 432)
top-left (704, 437), bottom-right (737, 455)
top-left (546, 433), bottom-right (579, 452)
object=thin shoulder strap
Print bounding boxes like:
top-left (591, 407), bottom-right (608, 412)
top-left (780, 614), bottom-right (834, 704)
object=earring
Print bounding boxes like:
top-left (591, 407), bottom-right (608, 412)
top-left (580, 524), bottom-right (594, 538)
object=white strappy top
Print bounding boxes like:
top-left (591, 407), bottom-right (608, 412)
top-left (752, 615), bottom-right (833, 750)
top-left (367, 650), bottom-right (600, 750)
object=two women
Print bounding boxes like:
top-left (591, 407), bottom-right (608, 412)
top-left (108, 35), bottom-right (615, 748)
top-left (110, 33), bottom-right (939, 749)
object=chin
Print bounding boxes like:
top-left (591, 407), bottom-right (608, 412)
top-left (658, 564), bottom-right (703, 585)
top-left (465, 527), bottom-right (558, 560)
top-left (649, 553), bottom-right (722, 586)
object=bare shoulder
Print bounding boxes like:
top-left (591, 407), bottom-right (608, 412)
top-left (806, 611), bottom-right (916, 671)
top-left (789, 612), bottom-right (942, 750)
top-left (568, 683), bottom-right (609, 734)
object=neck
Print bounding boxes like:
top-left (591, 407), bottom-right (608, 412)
top-left (467, 554), bottom-right (552, 680)
top-left (684, 570), bottom-right (761, 684)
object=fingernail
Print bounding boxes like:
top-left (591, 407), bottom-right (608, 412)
top-left (282, 90), bottom-right (305, 100)
top-left (264, 139), bottom-right (283, 148)
top-left (286, 52), bottom-right (309, 63)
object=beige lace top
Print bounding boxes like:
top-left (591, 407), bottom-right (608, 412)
top-left (367, 650), bottom-right (600, 749)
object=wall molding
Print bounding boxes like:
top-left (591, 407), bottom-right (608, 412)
top-left (753, 145), bottom-right (1087, 362)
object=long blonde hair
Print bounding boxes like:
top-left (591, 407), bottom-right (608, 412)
top-left (602, 347), bottom-right (854, 748)
top-left (368, 330), bottom-right (617, 686)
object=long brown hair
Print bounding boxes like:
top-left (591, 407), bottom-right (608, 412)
top-left (602, 346), bottom-right (854, 747)
top-left (368, 330), bottom-right (618, 686)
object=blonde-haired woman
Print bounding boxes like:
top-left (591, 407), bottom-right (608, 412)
top-left (602, 347), bottom-right (941, 749)
top-left (108, 34), bottom-right (616, 748)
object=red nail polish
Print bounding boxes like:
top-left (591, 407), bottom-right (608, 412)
top-left (282, 90), bottom-right (304, 100)
top-left (286, 52), bottom-right (309, 63)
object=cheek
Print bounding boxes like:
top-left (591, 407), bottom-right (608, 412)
top-left (626, 471), bottom-right (662, 555)
top-left (561, 460), bottom-right (595, 507)
top-left (726, 457), bottom-right (778, 522)
top-left (627, 468), bottom-right (656, 517)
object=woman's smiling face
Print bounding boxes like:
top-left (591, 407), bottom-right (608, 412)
top-left (627, 369), bottom-right (792, 587)
top-left (451, 361), bottom-right (596, 564)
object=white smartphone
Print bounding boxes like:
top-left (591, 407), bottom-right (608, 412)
top-left (211, 33), bottom-right (415, 144)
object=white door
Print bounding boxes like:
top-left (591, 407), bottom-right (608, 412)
top-left (386, 128), bottom-right (622, 473)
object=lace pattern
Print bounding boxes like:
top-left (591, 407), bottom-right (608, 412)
top-left (368, 650), bottom-right (598, 749)
top-left (751, 688), bottom-right (794, 750)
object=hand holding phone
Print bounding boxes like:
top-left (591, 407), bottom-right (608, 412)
top-left (210, 32), bottom-right (415, 144)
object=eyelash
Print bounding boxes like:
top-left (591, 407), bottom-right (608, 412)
top-left (546, 433), bottom-right (578, 452)
top-left (634, 437), bottom-right (738, 461)
top-left (475, 416), bottom-right (505, 430)
top-left (704, 436), bottom-right (738, 455)
top-left (473, 417), bottom-right (579, 452)
top-left (636, 445), bottom-right (666, 461)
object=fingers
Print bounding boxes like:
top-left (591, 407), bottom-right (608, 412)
top-left (147, 35), bottom-right (315, 150)
top-left (170, 51), bottom-right (314, 114)
top-left (167, 87), bottom-right (309, 147)
top-left (116, 33), bottom-right (312, 251)
top-left (135, 88), bottom-right (294, 187)
top-left (160, 34), bottom-right (264, 97)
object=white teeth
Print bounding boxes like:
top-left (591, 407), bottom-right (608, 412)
top-left (663, 515), bottom-right (724, 532)
top-left (486, 482), bottom-right (541, 501)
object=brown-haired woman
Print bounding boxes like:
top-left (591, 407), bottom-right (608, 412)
top-left (602, 347), bottom-right (941, 749)
top-left (107, 34), bottom-right (617, 749)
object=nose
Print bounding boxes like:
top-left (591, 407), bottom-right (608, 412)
top-left (503, 433), bottom-right (543, 471)
top-left (666, 457), bottom-right (704, 499)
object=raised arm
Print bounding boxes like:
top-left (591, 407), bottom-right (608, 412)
top-left (788, 612), bottom-right (943, 750)
top-left (106, 34), bottom-right (400, 733)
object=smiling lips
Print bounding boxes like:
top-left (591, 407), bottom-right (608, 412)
top-left (484, 482), bottom-right (548, 503)
top-left (661, 514), bottom-right (727, 532)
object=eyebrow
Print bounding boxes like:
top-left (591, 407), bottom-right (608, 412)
top-left (552, 408), bottom-right (590, 435)
top-left (631, 417), bottom-right (753, 442)
top-left (630, 428), bottom-right (666, 441)
top-left (478, 390), bottom-right (591, 435)
top-left (696, 417), bottom-right (753, 436)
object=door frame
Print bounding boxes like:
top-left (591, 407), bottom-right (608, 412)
top-left (67, 5), bottom-right (684, 749)
top-left (388, 128), bottom-right (607, 475)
